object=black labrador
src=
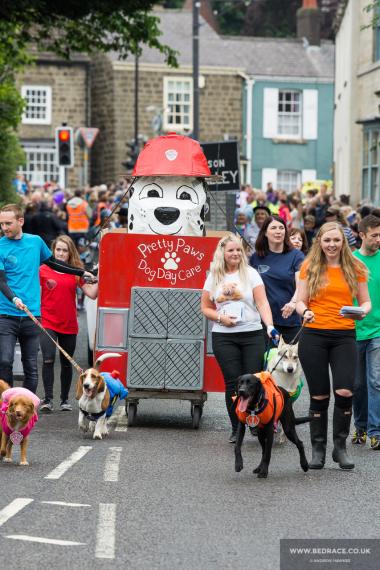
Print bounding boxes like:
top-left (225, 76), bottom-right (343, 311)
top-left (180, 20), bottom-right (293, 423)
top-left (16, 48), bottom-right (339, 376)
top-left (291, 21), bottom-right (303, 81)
top-left (234, 373), bottom-right (312, 479)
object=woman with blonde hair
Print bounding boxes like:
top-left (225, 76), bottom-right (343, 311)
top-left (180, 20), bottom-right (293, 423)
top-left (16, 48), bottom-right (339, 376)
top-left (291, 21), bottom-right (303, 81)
top-left (296, 222), bottom-right (371, 470)
top-left (201, 233), bottom-right (278, 442)
top-left (39, 235), bottom-right (98, 412)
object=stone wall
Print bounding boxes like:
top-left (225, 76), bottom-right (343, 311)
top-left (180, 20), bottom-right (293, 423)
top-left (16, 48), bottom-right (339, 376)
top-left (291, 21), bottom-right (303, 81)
top-left (17, 58), bottom-right (89, 188)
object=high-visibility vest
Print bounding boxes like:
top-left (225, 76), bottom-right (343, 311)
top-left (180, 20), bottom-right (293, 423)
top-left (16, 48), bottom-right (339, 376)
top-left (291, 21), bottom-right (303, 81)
top-left (67, 201), bottom-right (90, 233)
top-left (235, 372), bottom-right (284, 428)
top-left (94, 201), bottom-right (107, 227)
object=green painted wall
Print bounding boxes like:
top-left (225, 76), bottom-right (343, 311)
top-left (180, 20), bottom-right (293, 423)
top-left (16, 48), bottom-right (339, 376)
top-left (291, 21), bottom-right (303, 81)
top-left (249, 80), bottom-right (334, 188)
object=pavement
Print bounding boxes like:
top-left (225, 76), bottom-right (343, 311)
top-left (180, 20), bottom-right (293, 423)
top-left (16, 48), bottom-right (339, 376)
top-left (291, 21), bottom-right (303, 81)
top-left (1, 310), bottom-right (380, 570)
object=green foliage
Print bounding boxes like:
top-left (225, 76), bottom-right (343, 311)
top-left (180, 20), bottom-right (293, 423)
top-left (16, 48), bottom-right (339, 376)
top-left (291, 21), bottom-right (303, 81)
top-left (0, 129), bottom-right (24, 205)
top-left (0, 1), bottom-right (178, 66)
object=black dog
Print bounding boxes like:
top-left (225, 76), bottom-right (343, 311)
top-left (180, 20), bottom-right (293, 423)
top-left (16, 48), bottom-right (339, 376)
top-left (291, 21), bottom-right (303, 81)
top-left (234, 373), bottom-right (312, 479)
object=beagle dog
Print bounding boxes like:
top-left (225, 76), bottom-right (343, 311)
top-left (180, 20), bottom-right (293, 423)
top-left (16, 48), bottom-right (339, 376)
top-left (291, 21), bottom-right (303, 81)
top-left (0, 380), bottom-right (40, 466)
top-left (76, 353), bottom-right (127, 439)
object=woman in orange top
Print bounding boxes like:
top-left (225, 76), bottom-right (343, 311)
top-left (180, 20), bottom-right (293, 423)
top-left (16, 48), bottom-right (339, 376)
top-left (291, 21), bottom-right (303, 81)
top-left (296, 222), bottom-right (371, 471)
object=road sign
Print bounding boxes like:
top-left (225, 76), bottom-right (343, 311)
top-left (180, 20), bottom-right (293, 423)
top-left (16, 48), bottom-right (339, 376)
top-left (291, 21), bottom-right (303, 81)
top-left (201, 141), bottom-right (240, 191)
top-left (78, 127), bottom-right (99, 149)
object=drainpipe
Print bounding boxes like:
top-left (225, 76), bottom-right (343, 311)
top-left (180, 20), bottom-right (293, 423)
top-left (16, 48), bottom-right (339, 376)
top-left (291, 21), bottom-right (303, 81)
top-left (238, 72), bottom-right (255, 185)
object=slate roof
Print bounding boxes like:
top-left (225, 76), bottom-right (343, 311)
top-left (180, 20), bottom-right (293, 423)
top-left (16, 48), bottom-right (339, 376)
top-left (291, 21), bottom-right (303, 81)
top-left (109, 9), bottom-right (334, 80)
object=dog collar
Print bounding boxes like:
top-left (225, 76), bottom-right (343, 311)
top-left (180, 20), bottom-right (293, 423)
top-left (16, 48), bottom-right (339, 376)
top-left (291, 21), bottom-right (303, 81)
top-left (80, 408), bottom-right (106, 422)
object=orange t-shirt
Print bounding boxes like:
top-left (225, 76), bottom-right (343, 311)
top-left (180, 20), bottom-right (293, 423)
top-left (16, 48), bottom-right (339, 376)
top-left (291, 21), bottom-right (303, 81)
top-left (299, 262), bottom-right (367, 330)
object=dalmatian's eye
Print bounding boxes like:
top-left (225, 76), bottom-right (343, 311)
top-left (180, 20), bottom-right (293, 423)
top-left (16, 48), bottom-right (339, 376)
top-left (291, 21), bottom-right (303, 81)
top-left (176, 185), bottom-right (199, 205)
top-left (139, 183), bottom-right (163, 200)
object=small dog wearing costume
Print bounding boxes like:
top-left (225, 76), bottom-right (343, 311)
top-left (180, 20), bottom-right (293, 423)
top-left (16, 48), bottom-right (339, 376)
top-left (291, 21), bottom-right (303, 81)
top-left (234, 372), bottom-right (311, 478)
top-left (0, 380), bottom-right (40, 466)
top-left (76, 353), bottom-right (128, 439)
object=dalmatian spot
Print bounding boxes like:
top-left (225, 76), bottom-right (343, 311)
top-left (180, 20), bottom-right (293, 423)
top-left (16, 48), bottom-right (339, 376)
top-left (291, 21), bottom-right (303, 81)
top-left (46, 279), bottom-right (57, 290)
top-left (161, 252), bottom-right (180, 270)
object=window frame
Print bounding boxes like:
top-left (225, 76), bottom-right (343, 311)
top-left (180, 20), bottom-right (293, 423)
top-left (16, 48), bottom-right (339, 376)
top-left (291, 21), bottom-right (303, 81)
top-left (277, 89), bottom-right (302, 139)
top-left (19, 142), bottom-right (60, 186)
top-left (362, 125), bottom-right (380, 204)
top-left (163, 77), bottom-right (193, 134)
top-left (277, 169), bottom-right (301, 194)
top-left (21, 85), bottom-right (52, 125)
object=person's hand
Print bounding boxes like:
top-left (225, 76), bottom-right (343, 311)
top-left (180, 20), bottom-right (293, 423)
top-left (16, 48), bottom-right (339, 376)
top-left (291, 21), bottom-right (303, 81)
top-left (220, 314), bottom-right (237, 328)
top-left (13, 297), bottom-right (26, 311)
top-left (281, 301), bottom-right (296, 319)
top-left (83, 271), bottom-right (98, 284)
top-left (303, 309), bottom-right (315, 323)
top-left (267, 326), bottom-right (280, 344)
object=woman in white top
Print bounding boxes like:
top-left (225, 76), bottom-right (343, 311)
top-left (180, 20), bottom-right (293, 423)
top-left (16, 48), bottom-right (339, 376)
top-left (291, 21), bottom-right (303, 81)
top-left (201, 233), bottom-right (278, 442)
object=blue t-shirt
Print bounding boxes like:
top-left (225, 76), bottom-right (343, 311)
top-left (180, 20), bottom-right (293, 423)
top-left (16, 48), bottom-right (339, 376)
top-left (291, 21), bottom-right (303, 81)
top-left (0, 233), bottom-right (51, 316)
top-left (250, 249), bottom-right (304, 327)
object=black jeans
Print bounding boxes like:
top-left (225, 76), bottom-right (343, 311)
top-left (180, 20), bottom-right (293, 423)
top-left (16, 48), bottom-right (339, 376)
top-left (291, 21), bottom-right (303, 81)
top-left (212, 329), bottom-right (265, 431)
top-left (0, 315), bottom-right (40, 393)
top-left (298, 328), bottom-right (357, 399)
top-left (40, 329), bottom-right (77, 402)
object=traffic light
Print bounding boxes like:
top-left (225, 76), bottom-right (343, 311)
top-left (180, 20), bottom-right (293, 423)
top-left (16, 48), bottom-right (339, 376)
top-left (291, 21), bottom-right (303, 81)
top-left (55, 126), bottom-right (74, 167)
top-left (122, 139), bottom-right (139, 171)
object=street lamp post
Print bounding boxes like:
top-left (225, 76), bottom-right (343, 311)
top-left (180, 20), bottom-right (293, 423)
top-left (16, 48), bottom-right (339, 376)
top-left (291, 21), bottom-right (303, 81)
top-left (192, 0), bottom-right (200, 140)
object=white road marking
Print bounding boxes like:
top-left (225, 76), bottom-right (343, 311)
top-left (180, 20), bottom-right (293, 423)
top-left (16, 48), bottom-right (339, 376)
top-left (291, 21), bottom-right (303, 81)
top-left (45, 446), bottom-right (92, 480)
top-left (0, 498), bottom-right (33, 527)
top-left (41, 501), bottom-right (91, 508)
top-left (6, 535), bottom-right (86, 546)
top-left (104, 447), bottom-right (122, 482)
top-left (95, 503), bottom-right (116, 559)
top-left (115, 409), bottom-right (128, 432)
top-left (107, 406), bottom-right (124, 427)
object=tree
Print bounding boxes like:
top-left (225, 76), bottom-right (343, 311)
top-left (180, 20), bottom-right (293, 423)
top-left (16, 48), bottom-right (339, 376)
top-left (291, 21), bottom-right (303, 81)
top-left (0, 1), bottom-right (179, 202)
top-left (1, 1), bottom-right (178, 66)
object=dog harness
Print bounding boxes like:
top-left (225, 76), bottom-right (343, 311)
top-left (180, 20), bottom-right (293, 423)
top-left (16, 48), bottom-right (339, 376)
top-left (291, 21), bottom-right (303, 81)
top-left (0, 387), bottom-right (40, 444)
top-left (235, 372), bottom-right (284, 428)
top-left (80, 371), bottom-right (129, 421)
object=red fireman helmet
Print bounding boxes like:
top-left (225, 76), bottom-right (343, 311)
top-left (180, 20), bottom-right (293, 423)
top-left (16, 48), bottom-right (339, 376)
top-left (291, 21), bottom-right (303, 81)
top-left (132, 133), bottom-right (211, 178)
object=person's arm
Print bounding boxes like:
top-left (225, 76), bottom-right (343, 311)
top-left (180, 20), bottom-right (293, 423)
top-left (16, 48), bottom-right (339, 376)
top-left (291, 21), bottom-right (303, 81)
top-left (200, 290), bottom-right (237, 328)
top-left (81, 282), bottom-right (98, 300)
top-left (0, 270), bottom-right (25, 309)
top-left (295, 278), bottom-right (314, 323)
top-left (253, 284), bottom-right (279, 339)
top-left (347, 281), bottom-right (371, 320)
top-left (281, 270), bottom-right (301, 318)
top-left (44, 257), bottom-right (97, 282)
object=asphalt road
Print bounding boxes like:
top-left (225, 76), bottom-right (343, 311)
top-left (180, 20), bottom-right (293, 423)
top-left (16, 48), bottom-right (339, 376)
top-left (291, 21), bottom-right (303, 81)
top-left (1, 312), bottom-right (380, 570)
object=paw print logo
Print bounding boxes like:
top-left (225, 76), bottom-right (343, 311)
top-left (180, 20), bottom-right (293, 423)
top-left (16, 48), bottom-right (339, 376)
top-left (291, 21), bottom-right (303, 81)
top-left (161, 252), bottom-right (180, 270)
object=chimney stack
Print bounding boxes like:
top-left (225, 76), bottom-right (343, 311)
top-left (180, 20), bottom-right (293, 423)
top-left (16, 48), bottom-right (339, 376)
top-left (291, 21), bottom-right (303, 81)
top-left (297, 0), bottom-right (321, 46)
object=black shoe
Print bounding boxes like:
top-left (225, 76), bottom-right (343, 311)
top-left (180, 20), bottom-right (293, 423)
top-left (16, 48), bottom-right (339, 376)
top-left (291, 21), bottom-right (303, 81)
top-left (229, 430), bottom-right (237, 443)
top-left (332, 406), bottom-right (355, 470)
top-left (309, 409), bottom-right (328, 469)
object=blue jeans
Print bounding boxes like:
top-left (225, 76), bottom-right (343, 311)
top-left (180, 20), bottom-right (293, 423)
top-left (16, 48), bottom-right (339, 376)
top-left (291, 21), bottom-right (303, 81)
top-left (353, 337), bottom-right (380, 437)
top-left (0, 316), bottom-right (40, 393)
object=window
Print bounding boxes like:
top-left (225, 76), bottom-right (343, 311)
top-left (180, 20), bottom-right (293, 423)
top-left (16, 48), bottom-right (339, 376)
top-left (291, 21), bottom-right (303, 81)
top-left (362, 126), bottom-right (380, 204)
top-left (277, 170), bottom-right (301, 194)
top-left (21, 85), bottom-right (52, 125)
top-left (278, 90), bottom-right (302, 137)
top-left (20, 143), bottom-right (59, 186)
top-left (163, 77), bottom-right (193, 133)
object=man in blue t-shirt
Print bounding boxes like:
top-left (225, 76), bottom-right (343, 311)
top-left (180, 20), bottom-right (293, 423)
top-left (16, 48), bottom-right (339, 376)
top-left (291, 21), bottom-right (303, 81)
top-left (0, 204), bottom-right (96, 393)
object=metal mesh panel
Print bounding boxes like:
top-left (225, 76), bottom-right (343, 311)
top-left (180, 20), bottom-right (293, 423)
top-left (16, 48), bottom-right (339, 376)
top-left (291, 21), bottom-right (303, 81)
top-left (167, 289), bottom-right (205, 339)
top-left (127, 339), bottom-right (166, 389)
top-left (206, 319), bottom-right (214, 354)
top-left (165, 340), bottom-right (203, 390)
top-left (129, 287), bottom-right (168, 338)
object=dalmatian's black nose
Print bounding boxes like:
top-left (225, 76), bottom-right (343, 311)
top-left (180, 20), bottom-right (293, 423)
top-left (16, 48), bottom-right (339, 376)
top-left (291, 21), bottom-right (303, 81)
top-left (154, 207), bottom-right (180, 225)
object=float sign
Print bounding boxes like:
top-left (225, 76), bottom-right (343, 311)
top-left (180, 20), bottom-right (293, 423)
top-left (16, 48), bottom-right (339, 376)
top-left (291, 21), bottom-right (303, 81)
top-left (201, 141), bottom-right (240, 191)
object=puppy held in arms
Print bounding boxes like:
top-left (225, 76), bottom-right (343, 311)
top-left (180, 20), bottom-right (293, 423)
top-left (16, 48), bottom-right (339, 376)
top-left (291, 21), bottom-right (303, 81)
top-left (76, 353), bottom-right (128, 439)
top-left (234, 372), bottom-right (312, 479)
top-left (0, 380), bottom-right (40, 466)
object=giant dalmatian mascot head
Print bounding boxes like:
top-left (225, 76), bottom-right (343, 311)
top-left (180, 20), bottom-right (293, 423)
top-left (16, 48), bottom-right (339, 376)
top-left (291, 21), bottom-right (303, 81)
top-left (127, 134), bottom-right (211, 237)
